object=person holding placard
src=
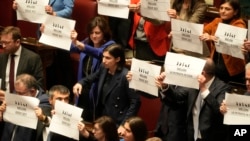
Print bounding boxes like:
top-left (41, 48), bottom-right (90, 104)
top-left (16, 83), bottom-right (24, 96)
top-left (220, 62), bottom-right (250, 141)
top-left (168, 0), bottom-right (209, 57)
top-left (242, 39), bottom-right (250, 62)
top-left (200, 0), bottom-right (246, 84)
top-left (155, 58), bottom-right (231, 141)
top-left (78, 116), bottom-right (119, 141)
top-left (36, 85), bottom-right (77, 141)
top-left (73, 44), bottom-right (141, 136)
top-left (0, 73), bottom-right (50, 141)
top-left (128, 0), bottom-right (170, 62)
top-left (70, 16), bottom-right (115, 122)
top-left (13, 0), bottom-right (74, 18)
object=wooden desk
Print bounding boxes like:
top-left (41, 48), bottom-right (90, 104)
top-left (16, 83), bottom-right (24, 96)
top-left (21, 37), bottom-right (57, 90)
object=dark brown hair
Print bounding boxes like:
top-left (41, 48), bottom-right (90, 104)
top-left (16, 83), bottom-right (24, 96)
top-left (94, 116), bottom-right (119, 141)
top-left (86, 16), bottom-right (112, 45)
top-left (124, 117), bottom-right (148, 141)
top-left (1, 26), bottom-right (22, 41)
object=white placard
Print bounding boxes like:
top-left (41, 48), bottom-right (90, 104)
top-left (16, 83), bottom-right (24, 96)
top-left (224, 93), bottom-right (250, 125)
top-left (16, 0), bottom-right (49, 23)
top-left (39, 15), bottom-right (76, 51)
top-left (164, 52), bottom-right (206, 89)
top-left (141, 0), bottom-right (171, 21)
top-left (171, 18), bottom-right (204, 54)
top-left (49, 100), bottom-right (83, 140)
top-left (129, 58), bottom-right (161, 97)
top-left (215, 23), bottom-right (247, 59)
top-left (3, 93), bottom-right (40, 129)
top-left (98, 0), bottom-right (130, 19)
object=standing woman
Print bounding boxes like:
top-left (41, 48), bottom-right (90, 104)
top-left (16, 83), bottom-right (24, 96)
top-left (73, 44), bottom-right (141, 134)
top-left (168, 0), bottom-right (209, 57)
top-left (71, 16), bottom-right (115, 122)
top-left (200, 0), bottom-right (246, 83)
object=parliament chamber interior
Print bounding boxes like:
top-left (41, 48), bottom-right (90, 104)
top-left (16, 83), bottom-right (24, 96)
top-left (0, 0), bottom-right (250, 137)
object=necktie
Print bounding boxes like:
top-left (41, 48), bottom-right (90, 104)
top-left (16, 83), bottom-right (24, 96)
top-left (193, 91), bottom-right (202, 140)
top-left (9, 54), bottom-right (15, 93)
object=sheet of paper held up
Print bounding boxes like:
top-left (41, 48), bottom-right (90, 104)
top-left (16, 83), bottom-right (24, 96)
top-left (164, 52), bottom-right (206, 89)
top-left (129, 58), bottom-right (161, 97)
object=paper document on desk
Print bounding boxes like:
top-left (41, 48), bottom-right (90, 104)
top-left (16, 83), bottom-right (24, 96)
top-left (215, 23), bottom-right (247, 59)
top-left (15, 0), bottom-right (49, 23)
top-left (164, 52), bottom-right (206, 89)
top-left (49, 100), bottom-right (83, 140)
top-left (39, 15), bottom-right (76, 51)
top-left (3, 93), bottom-right (40, 129)
top-left (129, 58), bottom-right (161, 97)
top-left (141, 0), bottom-right (171, 21)
top-left (224, 93), bottom-right (250, 125)
top-left (98, 0), bottom-right (130, 19)
top-left (171, 19), bottom-right (203, 54)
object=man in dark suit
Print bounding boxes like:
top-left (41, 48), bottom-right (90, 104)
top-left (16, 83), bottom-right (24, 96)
top-left (0, 26), bottom-right (44, 92)
top-left (0, 73), bottom-right (51, 141)
top-left (155, 58), bottom-right (230, 141)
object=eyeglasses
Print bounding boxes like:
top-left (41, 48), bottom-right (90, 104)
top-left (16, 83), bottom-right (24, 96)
top-left (0, 40), bottom-right (13, 46)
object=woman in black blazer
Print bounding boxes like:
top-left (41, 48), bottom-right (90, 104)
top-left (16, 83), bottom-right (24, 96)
top-left (73, 44), bottom-right (141, 135)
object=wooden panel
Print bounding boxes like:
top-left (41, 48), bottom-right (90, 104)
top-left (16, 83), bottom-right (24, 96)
top-left (71, 0), bottom-right (97, 40)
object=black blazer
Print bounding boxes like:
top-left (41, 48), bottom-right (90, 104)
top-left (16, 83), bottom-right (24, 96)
top-left (0, 47), bottom-right (44, 90)
top-left (156, 85), bottom-right (187, 141)
top-left (79, 65), bottom-right (141, 125)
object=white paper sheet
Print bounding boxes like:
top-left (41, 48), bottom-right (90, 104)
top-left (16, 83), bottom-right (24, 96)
top-left (215, 23), bottom-right (247, 59)
top-left (224, 93), bottom-right (250, 125)
top-left (3, 93), bottom-right (40, 129)
top-left (98, 0), bottom-right (130, 19)
top-left (16, 0), bottom-right (49, 23)
top-left (141, 0), bottom-right (171, 21)
top-left (164, 52), bottom-right (206, 89)
top-left (49, 100), bottom-right (83, 140)
top-left (171, 19), bottom-right (204, 54)
top-left (39, 15), bottom-right (75, 51)
top-left (129, 58), bottom-right (161, 97)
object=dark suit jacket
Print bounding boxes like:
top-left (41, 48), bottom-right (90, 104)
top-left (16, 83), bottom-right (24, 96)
top-left (187, 77), bottom-right (230, 141)
top-left (155, 85), bottom-right (187, 141)
top-left (0, 47), bottom-right (44, 90)
top-left (166, 77), bottom-right (230, 141)
top-left (79, 65), bottom-right (141, 125)
top-left (1, 89), bottom-right (51, 141)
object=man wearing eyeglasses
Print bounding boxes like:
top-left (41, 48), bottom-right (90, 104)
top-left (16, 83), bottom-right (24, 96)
top-left (0, 73), bottom-right (50, 141)
top-left (0, 26), bottom-right (44, 93)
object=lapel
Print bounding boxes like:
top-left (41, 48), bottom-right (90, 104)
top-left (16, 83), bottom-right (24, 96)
top-left (97, 69), bottom-right (122, 103)
top-left (105, 71), bottom-right (121, 97)
top-left (49, 0), bottom-right (56, 6)
top-left (16, 47), bottom-right (25, 76)
top-left (187, 89), bottom-right (199, 117)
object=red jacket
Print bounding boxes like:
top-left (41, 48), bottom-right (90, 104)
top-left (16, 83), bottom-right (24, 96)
top-left (129, 0), bottom-right (171, 56)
